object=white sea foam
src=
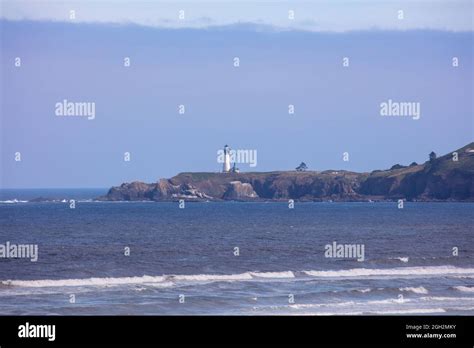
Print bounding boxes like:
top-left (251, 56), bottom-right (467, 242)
top-left (171, 273), bottom-right (253, 282)
top-left (312, 311), bottom-right (365, 315)
top-left (254, 294), bottom-right (473, 315)
top-left (355, 288), bottom-right (372, 293)
top-left (289, 301), bottom-right (356, 309)
top-left (400, 286), bottom-right (429, 294)
top-left (420, 296), bottom-right (474, 302)
top-left (250, 271), bottom-right (295, 279)
top-left (303, 266), bottom-right (474, 279)
top-left (1, 275), bottom-right (167, 288)
top-left (3, 266), bottom-right (472, 289)
top-left (448, 306), bottom-right (474, 311)
top-left (453, 286), bottom-right (474, 293)
top-left (168, 271), bottom-right (295, 282)
top-left (368, 308), bottom-right (446, 314)
top-left (367, 298), bottom-right (410, 305)
top-left (265, 300), bottom-right (449, 315)
top-left (290, 298), bottom-right (409, 309)
top-left (314, 308), bottom-right (445, 315)
top-left (0, 199), bottom-right (28, 204)
top-left (0, 271), bottom-right (300, 289)
top-left (390, 257), bottom-right (409, 263)
top-left (307, 308), bottom-right (446, 315)
top-left (145, 282), bottom-right (175, 288)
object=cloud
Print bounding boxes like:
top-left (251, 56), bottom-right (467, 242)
top-left (1, 0), bottom-right (473, 32)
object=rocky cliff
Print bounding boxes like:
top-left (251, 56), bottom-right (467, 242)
top-left (97, 143), bottom-right (474, 202)
top-left (359, 143), bottom-right (474, 201)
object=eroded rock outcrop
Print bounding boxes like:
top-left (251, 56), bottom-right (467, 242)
top-left (222, 181), bottom-right (259, 200)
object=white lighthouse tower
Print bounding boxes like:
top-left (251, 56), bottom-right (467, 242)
top-left (223, 144), bottom-right (231, 173)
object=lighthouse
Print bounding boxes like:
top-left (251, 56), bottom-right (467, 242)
top-left (223, 144), bottom-right (231, 173)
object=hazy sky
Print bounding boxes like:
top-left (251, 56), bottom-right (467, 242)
top-left (1, 1), bottom-right (473, 188)
top-left (2, 0), bottom-right (473, 32)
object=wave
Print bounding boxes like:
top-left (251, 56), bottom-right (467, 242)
top-left (354, 288), bottom-right (372, 293)
top-left (303, 266), bottom-right (474, 278)
top-left (294, 298), bottom-right (408, 308)
top-left (169, 273), bottom-right (252, 282)
top-left (2, 266), bottom-right (473, 289)
top-left (400, 286), bottom-right (429, 294)
top-left (389, 257), bottom-right (409, 263)
top-left (330, 286), bottom-right (431, 296)
top-left (366, 298), bottom-right (409, 305)
top-left (250, 271), bottom-right (295, 279)
top-left (258, 298), bottom-right (413, 312)
top-left (290, 308), bottom-right (446, 315)
top-left (0, 199), bottom-right (28, 204)
top-left (453, 286), bottom-right (474, 293)
top-left (288, 301), bottom-right (356, 309)
top-left (366, 308), bottom-right (446, 314)
top-left (449, 306), bottom-right (474, 311)
top-left (255, 295), bottom-right (474, 314)
top-left (257, 298), bottom-right (458, 314)
top-left (1, 275), bottom-right (167, 288)
top-left (263, 294), bottom-right (474, 311)
top-left (0, 271), bottom-right (296, 288)
top-left (420, 296), bottom-right (474, 302)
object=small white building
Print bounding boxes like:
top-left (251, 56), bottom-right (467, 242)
top-left (223, 144), bottom-right (231, 172)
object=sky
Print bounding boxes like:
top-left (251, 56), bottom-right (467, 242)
top-left (0, 0), bottom-right (473, 188)
top-left (1, 0), bottom-right (473, 32)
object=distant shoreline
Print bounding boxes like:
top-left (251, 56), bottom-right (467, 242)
top-left (2, 199), bottom-right (474, 204)
top-left (2, 142), bottom-right (473, 204)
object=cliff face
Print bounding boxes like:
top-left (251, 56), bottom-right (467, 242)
top-left (99, 170), bottom-right (368, 202)
top-left (222, 181), bottom-right (258, 200)
top-left (97, 143), bottom-right (474, 202)
top-left (359, 143), bottom-right (474, 200)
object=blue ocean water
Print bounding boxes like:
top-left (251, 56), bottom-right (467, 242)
top-left (0, 189), bottom-right (473, 315)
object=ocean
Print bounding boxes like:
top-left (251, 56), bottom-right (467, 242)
top-left (0, 189), bottom-right (473, 315)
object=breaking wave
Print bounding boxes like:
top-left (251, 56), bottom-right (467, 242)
top-left (0, 199), bottom-right (28, 204)
top-left (1, 275), bottom-right (167, 288)
top-left (2, 266), bottom-right (473, 289)
top-left (303, 266), bottom-right (474, 278)
top-left (400, 286), bottom-right (429, 294)
top-left (0, 271), bottom-right (295, 288)
top-left (453, 286), bottom-right (474, 293)
top-left (389, 257), bottom-right (409, 263)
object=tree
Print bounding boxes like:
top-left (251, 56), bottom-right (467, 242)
top-left (429, 151), bottom-right (437, 162)
top-left (296, 162), bottom-right (308, 171)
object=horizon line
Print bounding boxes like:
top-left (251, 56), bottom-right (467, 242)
top-left (2, 18), bottom-right (473, 34)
